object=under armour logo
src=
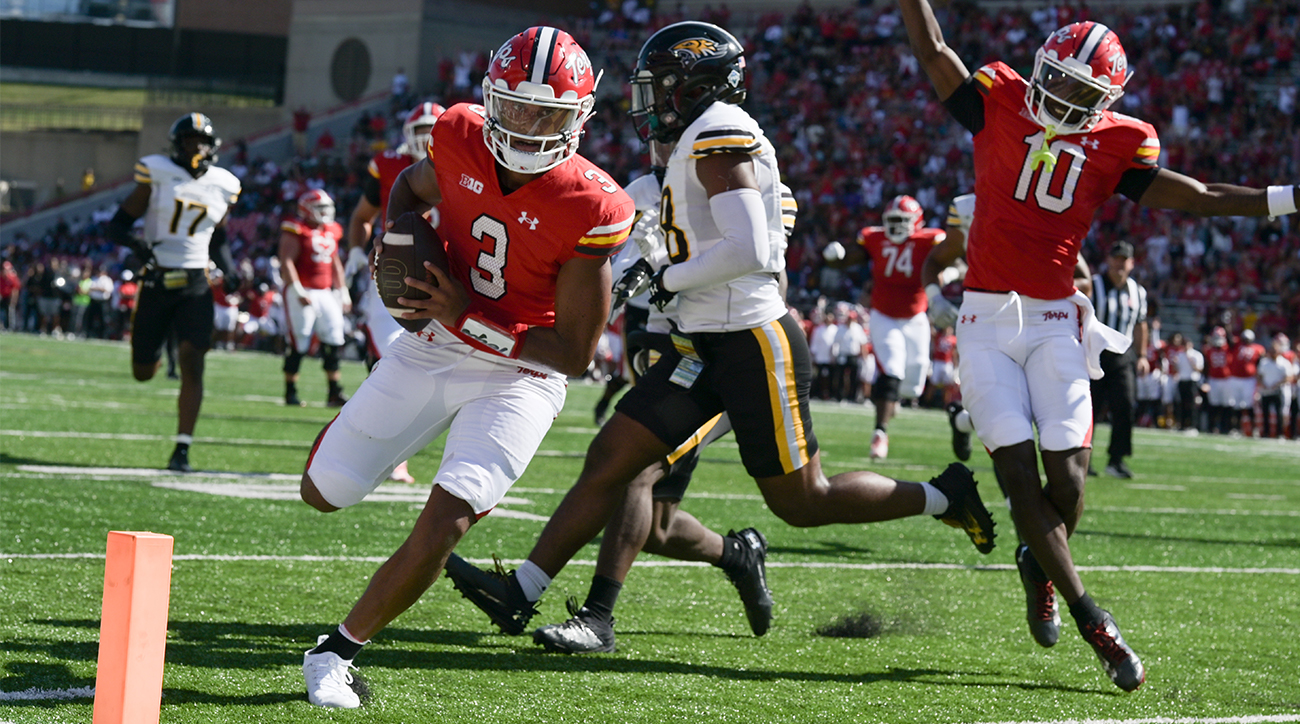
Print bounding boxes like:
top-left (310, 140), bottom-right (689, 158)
top-left (960, 315), bottom-right (977, 324)
top-left (518, 211), bottom-right (539, 230)
top-left (1080, 138), bottom-right (1100, 150)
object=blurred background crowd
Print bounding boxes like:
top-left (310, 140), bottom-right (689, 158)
top-left (1, 0), bottom-right (1297, 436)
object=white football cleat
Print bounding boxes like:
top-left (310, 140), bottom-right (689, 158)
top-left (869, 429), bottom-right (889, 460)
top-left (303, 635), bottom-right (361, 708)
top-left (388, 460), bottom-right (416, 484)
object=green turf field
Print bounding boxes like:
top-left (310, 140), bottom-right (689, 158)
top-left (1, 333), bottom-right (1297, 723)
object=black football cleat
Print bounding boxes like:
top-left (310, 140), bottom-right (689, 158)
top-left (533, 598), bottom-right (615, 654)
top-left (327, 391), bottom-right (348, 408)
top-left (946, 402), bottom-right (972, 461)
top-left (1015, 544), bottom-right (1060, 647)
top-left (721, 528), bottom-right (774, 636)
top-left (929, 462), bottom-right (996, 554)
top-left (167, 445), bottom-right (193, 473)
top-left (1079, 609), bottom-right (1145, 692)
top-left (286, 391), bottom-right (305, 407)
top-left (443, 553), bottom-right (538, 636)
top-left (593, 399), bottom-right (610, 427)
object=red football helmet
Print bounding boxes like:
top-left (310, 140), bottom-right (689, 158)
top-left (481, 26), bottom-right (601, 174)
top-left (882, 195), bottom-right (924, 243)
top-left (1025, 21), bottom-right (1130, 135)
top-left (403, 102), bottom-right (446, 160)
top-left (297, 188), bottom-right (335, 227)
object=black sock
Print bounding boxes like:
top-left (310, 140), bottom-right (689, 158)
top-left (328, 380), bottom-right (343, 396)
top-left (716, 532), bottom-right (744, 570)
top-left (310, 625), bottom-right (365, 660)
top-left (1016, 543), bottom-right (1048, 582)
top-left (1068, 592), bottom-right (1104, 628)
top-left (173, 442), bottom-right (190, 455)
top-left (286, 381), bottom-right (297, 395)
top-left (582, 575), bottom-right (622, 623)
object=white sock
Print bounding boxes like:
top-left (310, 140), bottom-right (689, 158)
top-left (954, 409), bottom-right (974, 433)
top-left (515, 559), bottom-right (551, 602)
top-left (338, 623), bottom-right (369, 645)
top-left (920, 481), bottom-right (949, 516)
top-left (174, 433), bottom-right (194, 445)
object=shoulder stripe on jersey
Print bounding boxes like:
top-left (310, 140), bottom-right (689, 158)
top-left (752, 319), bottom-right (810, 473)
top-left (696, 129), bottom-right (755, 141)
top-left (577, 220), bottom-right (633, 256)
top-left (367, 159), bottom-right (380, 178)
top-left (974, 66), bottom-right (995, 89)
top-left (530, 27), bottom-right (557, 85)
top-left (1133, 138), bottom-right (1160, 165)
top-left (280, 220), bottom-right (305, 234)
top-left (133, 161), bottom-right (151, 183)
top-left (780, 188), bottom-right (797, 234)
top-left (690, 136), bottom-right (762, 157)
top-left (945, 203), bottom-right (960, 225)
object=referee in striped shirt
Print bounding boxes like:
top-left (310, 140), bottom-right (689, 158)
top-left (1089, 241), bottom-right (1149, 479)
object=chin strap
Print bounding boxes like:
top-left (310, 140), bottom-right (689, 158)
top-left (1029, 125), bottom-right (1059, 172)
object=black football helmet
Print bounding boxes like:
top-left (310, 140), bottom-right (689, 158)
top-left (169, 113), bottom-right (220, 175)
top-left (630, 21), bottom-right (746, 144)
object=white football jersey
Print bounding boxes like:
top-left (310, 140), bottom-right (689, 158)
top-left (612, 172), bottom-right (663, 315)
top-left (134, 155), bottom-right (241, 269)
top-left (660, 101), bottom-right (787, 333)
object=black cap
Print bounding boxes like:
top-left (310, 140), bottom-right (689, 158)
top-left (1109, 240), bottom-right (1135, 258)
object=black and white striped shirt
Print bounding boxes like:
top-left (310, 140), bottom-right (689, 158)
top-left (1091, 272), bottom-right (1147, 341)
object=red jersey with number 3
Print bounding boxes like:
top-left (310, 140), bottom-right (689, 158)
top-left (963, 62), bottom-right (1160, 300)
top-left (367, 150), bottom-right (415, 214)
top-left (858, 227), bottom-right (945, 318)
top-left (425, 104), bottom-right (634, 334)
top-left (281, 219), bottom-right (342, 290)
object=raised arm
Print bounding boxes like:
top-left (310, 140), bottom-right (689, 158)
top-left (897, 0), bottom-right (971, 101)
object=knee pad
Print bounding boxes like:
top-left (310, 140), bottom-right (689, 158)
top-left (872, 374), bottom-right (901, 403)
top-left (284, 350), bottom-right (305, 375)
top-left (321, 344), bottom-right (341, 372)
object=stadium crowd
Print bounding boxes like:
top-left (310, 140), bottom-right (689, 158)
top-left (1, 0), bottom-right (1297, 437)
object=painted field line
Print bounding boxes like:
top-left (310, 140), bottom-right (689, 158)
top-left (974, 716), bottom-right (1300, 724)
top-left (0, 685), bottom-right (95, 701)
top-left (3, 553), bottom-right (1296, 575)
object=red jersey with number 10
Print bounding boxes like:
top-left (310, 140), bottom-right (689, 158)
top-left (964, 62), bottom-right (1160, 300)
top-left (426, 104), bottom-right (634, 333)
top-left (858, 226), bottom-right (945, 318)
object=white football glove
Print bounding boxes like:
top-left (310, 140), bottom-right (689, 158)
top-left (343, 246), bottom-right (368, 285)
top-left (823, 240), bottom-right (846, 262)
top-left (630, 208), bottom-right (668, 268)
top-left (926, 283), bottom-right (959, 329)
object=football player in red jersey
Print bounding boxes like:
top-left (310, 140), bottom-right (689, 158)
top-left (857, 194), bottom-right (945, 459)
top-left (1228, 329), bottom-right (1267, 435)
top-left (297, 26), bottom-right (634, 709)
top-left (900, 0), bottom-right (1299, 691)
top-left (279, 188), bottom-right (350, 408)
top-left (344, 101), bottom-right (446, 483)
top-left (1204, 327), bottom-right (1234, 433)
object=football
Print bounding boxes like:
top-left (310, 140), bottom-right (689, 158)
top-left (376, 211), bottom-right (448, 333)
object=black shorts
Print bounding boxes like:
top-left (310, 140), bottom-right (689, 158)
top-left (617, 312), bottom-right (817, 479)
top-left (652, 413), bottom-right (733, 500)
top-left (131, 268), bottom-right (214, 366)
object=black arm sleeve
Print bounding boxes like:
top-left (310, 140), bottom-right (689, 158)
top-left (109, 208), bottom-right (151, 262)
top-left (1115, 167), bottom-right (1161, 203)
top-left (209, 226), bottom-right (237, 280)
top-left (361, 173), bottom-right (382, 207)
top-left (941, 76), bottom-right (985, 136)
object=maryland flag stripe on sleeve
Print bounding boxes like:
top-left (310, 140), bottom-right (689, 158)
top-left (689, 128), bottom-right (761, 158)
top-left (974, 65), bottom-right (996, 91)
top-left (134, 161), bottom-right (152, 184)
top-left (366, 159), bottom-right (381, 179)
top-left (575, 211), bottom-right (634, 257)
top-left (1133, 137), bottom-right (1160, 166)
top-left (945, 202), bottom-right (961, 227)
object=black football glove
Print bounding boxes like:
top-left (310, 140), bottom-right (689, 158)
top-left (608, 258), bottom-right (654, 323)
top-left (222, 272), bottom-right (242, 294)
top-left (647, 267), bottom-right (676, 312)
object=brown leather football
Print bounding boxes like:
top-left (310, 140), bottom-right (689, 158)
top-left (375, 211), bottom-right (448, 333)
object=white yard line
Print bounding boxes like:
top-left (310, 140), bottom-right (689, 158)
top-left (3, 553), bottom-right (1296, 575)
top-left (974, 717), bottom-right (1300, 724)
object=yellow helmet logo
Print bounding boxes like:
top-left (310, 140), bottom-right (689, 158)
top-left (669, 38), bottom-right (720, 61)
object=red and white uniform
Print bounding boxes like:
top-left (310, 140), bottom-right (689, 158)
top-left (1229, 340), bottom-right (1266, 410)
top-left (212, 285), bottom-right (241, 334)
top-left (860, 226), bottom-right (943, 397)
top-left (282, 218), bottom-right (346, 353)
top-left (930, 329), bottom-right (959, 388)
top-left (1205, 342), bottom-right (1233, 407)
top-left (1137, 340), bottom-right (1168, 404)
top-left (359, 149), bottom-right (417, 358)
top-left (949, 62), bottom-right (1157, 452)
top-left (308, 103), bottom-right (634, 513)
